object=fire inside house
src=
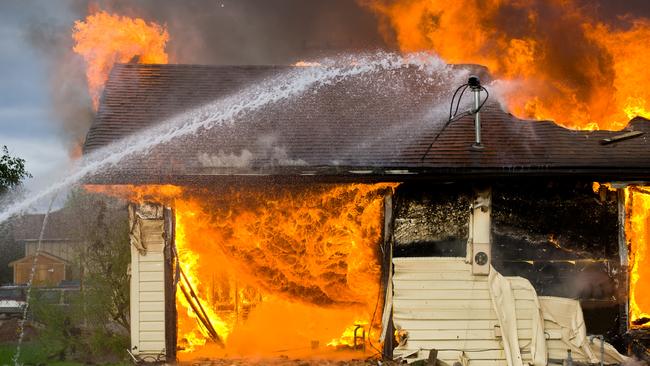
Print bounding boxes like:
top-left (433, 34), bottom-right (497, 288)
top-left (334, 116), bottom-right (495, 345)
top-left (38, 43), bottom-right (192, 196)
top-left (79, 61), bottom-right (650, 364)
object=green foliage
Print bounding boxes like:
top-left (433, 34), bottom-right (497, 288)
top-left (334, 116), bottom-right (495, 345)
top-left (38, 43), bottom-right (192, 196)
top-left (0, 221), bottom-right (21, 285)
top-left (66, 189), bottom-right (131, 332)
top-left (29, 189), bottom-right (131, 363)
top-left (0, 146), bottom-right (31, 194)
top-left (0, 343), bottom-right (130, 365)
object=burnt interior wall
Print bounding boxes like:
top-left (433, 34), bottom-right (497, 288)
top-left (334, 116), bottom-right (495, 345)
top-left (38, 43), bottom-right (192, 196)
top-left (392, 180), bottom-right (623, 349)
top-left (491, 180), bottom-right (621, 346)
top-left (392, 183), bottom-right (471, 257)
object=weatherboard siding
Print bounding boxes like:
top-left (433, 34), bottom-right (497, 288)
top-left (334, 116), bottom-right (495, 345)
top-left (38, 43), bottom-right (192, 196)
top-left (130, 218), bottom-right (166, 357)
top-left (392, 257), bottom-right (536, 366)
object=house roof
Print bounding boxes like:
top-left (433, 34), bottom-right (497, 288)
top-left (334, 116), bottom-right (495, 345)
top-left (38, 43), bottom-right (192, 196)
top-left (8, 252), bottom-right (70, 267)
top-left (83, 63), bottom-right (650, 183)
top-left (11, 210), bottom-right (78, 242)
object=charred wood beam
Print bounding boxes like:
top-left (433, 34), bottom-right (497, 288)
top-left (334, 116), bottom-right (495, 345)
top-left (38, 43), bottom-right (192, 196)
top-left (178, 267), bottom-right (224, 347)
top-left (600, 131), bottom-right (644, 145)
top-left (163, 207), bottom-right (177, 362)
top-left (381, 192), bottom-right (395, 360)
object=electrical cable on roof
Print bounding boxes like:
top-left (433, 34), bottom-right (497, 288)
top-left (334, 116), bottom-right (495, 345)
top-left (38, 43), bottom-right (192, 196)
top-left (420, 78), bottom-right (489, 161)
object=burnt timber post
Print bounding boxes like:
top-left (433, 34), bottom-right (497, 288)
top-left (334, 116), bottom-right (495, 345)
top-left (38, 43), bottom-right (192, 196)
top-left (617, 188), bottom-right (630, 341)
top-left (381, 191), bottom-right (395, 360)
top-left (163, 207), bottom-right (177, 362)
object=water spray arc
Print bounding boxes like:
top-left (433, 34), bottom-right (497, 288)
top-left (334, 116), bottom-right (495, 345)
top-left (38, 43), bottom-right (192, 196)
top-left (0, 53), bottom-right (452, 225)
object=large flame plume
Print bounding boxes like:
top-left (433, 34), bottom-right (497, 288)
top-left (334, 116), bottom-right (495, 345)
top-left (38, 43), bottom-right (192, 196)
top-left (72, 11), bottom-right (169, 109)
top-left (87, 183), bottom-right (395, 359)
top-left (359, 0), bottom-right (650, 130)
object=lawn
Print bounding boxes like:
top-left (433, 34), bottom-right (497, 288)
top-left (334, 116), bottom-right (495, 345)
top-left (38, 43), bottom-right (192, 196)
top-left (0, 343), bottom-right (130, 366)
top-left (1, 343), bottom-right (79, 365)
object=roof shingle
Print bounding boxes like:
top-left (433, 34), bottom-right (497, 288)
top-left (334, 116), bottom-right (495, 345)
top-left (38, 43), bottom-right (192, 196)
top-left (83, 63), bottom-right (650, 183)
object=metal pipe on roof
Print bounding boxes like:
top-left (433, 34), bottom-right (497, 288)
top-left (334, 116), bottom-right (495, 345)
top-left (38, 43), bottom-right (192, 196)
top-left (469, 75), bottom-right (484, 150)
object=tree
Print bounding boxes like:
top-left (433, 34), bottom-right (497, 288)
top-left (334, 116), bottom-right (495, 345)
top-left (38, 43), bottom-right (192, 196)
top-left (0, 145), bottom-right (31, 194)
top-left (32, 189), bottom-right (131, 363)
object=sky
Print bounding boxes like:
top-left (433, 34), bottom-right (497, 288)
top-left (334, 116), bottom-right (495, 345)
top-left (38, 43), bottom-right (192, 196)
top-left (0, 2), bottom-right (76, 191)
top-left (0, 0), bottom-right (385, 195)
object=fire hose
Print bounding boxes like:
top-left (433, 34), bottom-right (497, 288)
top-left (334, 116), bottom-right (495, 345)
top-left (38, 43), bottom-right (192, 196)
top-left (178, 267), bottom-right (224, 347)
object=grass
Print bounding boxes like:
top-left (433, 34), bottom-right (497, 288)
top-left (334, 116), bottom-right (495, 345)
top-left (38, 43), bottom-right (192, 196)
top-left (0, 343), bottom-right (78, 365)
top-left (0, 343), bottom-right (130, 366)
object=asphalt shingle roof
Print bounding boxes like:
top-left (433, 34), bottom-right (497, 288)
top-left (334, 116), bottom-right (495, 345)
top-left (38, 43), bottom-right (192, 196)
top-left (83, 63), bottom-right (650, 183)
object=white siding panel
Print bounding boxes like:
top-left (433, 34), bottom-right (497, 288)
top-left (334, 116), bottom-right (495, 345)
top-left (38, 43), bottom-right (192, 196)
top-left (395, 280), bottom-right (498, 290)
top-left (139, 292), bottom-right (165, 304)
top-left (130, 213), bottom-right (167, 357)
top-left (396, 319), bottom-right (532, 331)
top-left (139, 253), bottom-right (165, 263)
top-left (405, 349), bottom-right (522, 361)
top-left (140, 311), bottom-right (165, 322)
top-left (139, 341), bottom-right (166, 353)
top-left (406, 329), bottom-right (533, 341)
top-left (393, 257), bottom-right (537, 366)
top-left (140, 271), bottom-right (164, 282)
top-left (139, 300), bottom-right (165, 314)
top-left (140, 331), bottom-right (165, 341)
top-left (139, 281), bottom-right (165, 292)
top-left (403, 339), bottom-right (532, 350)
top-left (140, 321), bottom-right (166, 332)
top-left (394, 289), bottom-right (535, 301)
top-left (393, 309), bottom-right (534, 321)
top-left (393, 299), bottom-right (495, 310)
top-left (393, 272), bottom-right (489, 281)
top-left (139, 262), bottom-right (164, 272)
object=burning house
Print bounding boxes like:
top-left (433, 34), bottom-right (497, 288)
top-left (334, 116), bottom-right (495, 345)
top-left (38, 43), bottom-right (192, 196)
top-left (82, 61), bottom-right (650, 364)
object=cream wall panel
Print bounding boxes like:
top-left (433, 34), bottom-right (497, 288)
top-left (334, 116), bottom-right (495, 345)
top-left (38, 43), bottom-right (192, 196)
top-left (130, 213), bottom-right (167, 358)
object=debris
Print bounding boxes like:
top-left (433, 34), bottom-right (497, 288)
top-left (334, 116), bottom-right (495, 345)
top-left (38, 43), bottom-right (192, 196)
top-left (600, 131), bottom-right (644, 145)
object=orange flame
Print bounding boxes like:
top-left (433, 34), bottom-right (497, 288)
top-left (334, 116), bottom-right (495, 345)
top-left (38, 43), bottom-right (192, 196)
top-left (359, 0), bottom-right (650, 130)
top-left (72, 11), bottom-right (169, 109)
top-left (626, 186), bottom-right (650, 327)
top-left (89, 183), bottom-right (395, 359)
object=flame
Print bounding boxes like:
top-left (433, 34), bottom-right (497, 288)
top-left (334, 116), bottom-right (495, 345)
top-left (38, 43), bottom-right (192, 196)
top-left (72, 11), bottom-right (169, 109)
top-left (293, 61), bottom-right (323, 67)
top-left (326, 321), bottom-right (369, 348)
top-left (359, 0), bottom-right (650, 130)
top-left (84, 184), bottom-right (181, 202)
top-left (626, 186), bottom-right (650, 327)
top-left (91, 183), bottom-right (395, 359)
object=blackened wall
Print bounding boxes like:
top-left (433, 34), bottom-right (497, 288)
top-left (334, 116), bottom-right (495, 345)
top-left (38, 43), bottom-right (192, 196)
top-left (392, 180), bottom-right (622, 347)
top-left (491, 181), bottom-right (621, 344)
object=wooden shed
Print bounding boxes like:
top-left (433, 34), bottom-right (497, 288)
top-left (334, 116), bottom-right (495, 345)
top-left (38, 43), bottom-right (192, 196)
top-left (9, 252), bottom-right (70, 287)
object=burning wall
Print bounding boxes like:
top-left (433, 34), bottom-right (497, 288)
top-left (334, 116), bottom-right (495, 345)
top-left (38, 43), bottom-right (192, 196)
top-left (627, 187), bottom-right (650, 328)
top-left (89, 183), bottom-right (395, 360)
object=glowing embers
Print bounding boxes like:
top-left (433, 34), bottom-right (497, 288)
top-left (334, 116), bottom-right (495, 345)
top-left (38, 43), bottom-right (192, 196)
top-left (627, 186), bottom-right (650, 328)
top-left (173, 184), bottom-right (394, 359)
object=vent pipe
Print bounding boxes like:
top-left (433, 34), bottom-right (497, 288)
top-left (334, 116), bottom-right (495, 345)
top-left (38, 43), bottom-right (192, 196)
top-left (468, 75), bottom-right (484, 150)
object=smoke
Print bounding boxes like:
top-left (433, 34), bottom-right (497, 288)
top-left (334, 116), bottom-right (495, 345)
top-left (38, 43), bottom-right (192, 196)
top-left (92, 0), bottom-right (387, 65)
top-left (25, 3), bottom-right (93, 158)
top-left (23, 0), bottom-right (387, 157)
